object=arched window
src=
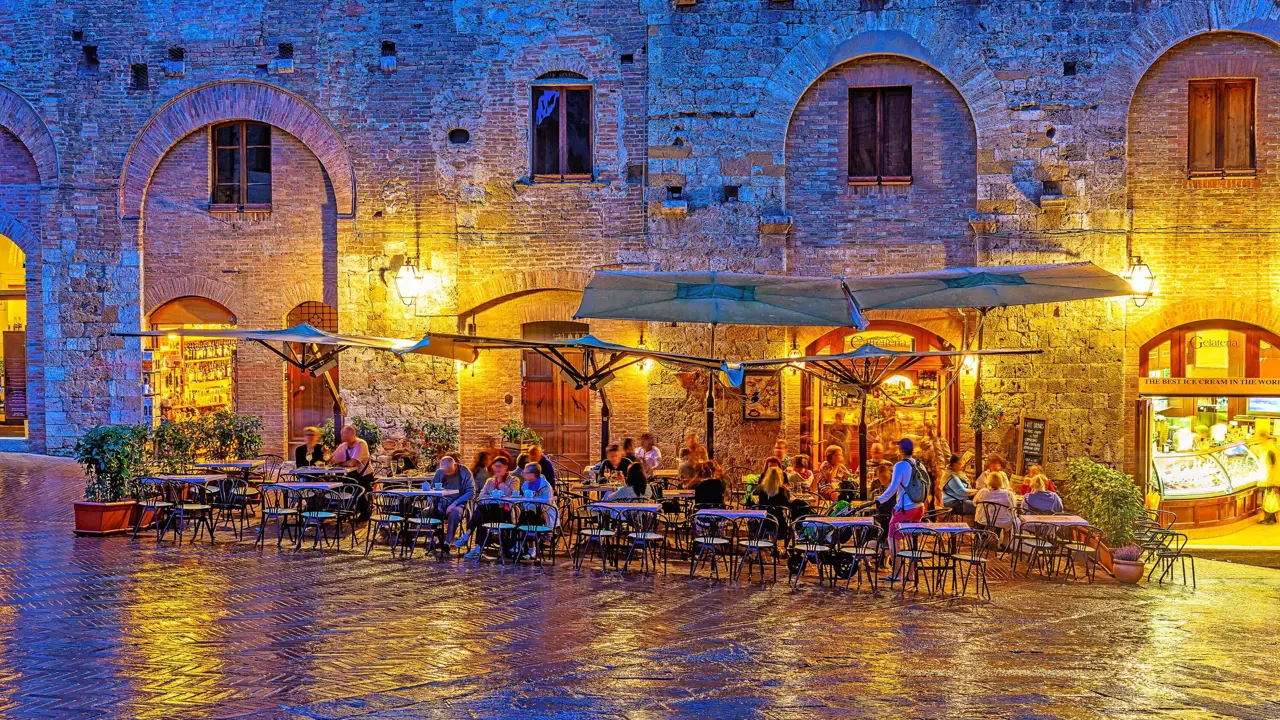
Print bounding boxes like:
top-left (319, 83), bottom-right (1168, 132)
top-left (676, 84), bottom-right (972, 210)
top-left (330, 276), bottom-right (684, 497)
top-left (1139, 320), bottom-right (1280, 379)
top-left (146, 296), bottom-right (237, 423)
top-left (286, 301), bottom-right (340, 447)
top-left (211, 121), bottom-right (272, 211)
top-left (531, 72), bottom-right (592, 181)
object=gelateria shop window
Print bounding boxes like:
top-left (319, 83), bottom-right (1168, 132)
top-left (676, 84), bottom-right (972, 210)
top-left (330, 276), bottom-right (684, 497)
top-left (1138, 321), bottom-right (1280, 532)
top-left (799, 322), bottom-right (959, 463)
top-left (142, 296), bottom-right (237, 427)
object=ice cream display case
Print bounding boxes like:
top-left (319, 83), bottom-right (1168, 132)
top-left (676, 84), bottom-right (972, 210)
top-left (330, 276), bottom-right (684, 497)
top-left (1151, 441), bottom-right (1263, 499)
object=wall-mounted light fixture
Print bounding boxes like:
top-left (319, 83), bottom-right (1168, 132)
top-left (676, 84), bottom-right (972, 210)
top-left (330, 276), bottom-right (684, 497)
top-left (788, 334), bottom-right (804, 374)
top-left (637, 326), bottom-right (652, 371)
top-left (382, 253), bottom-right (442, 308)
top-left (1124, 255), bottom-right (1155, 307)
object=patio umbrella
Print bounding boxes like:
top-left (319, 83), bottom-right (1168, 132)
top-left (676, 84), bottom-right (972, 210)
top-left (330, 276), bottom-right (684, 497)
top-left (731, 344), bottom-right (1042, 497)
top-left (575, 271), bottom-right (867, 458)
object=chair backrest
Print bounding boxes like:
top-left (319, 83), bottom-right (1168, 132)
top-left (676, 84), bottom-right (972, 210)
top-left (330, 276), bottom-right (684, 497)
top-left (897, 526), bottom-right (939, 555)
top-left (623, 507), bottom-right (661, 535)
top-left (332, 483), bottom-right (365, 512)
top-left (975, 500), bottom-right (1013, 528)
top-left (369, 490), bottom-right (402, 516)
top-left (744, 513), bottom-right (780, 542)
top-left (260, 484), bottom-right (301, 511)
top-left (956, 528), bottom-right (996, 562)
top-left (254, 454), bottom-right (284, 482)
top-left (791, 517), bottom-right (836, 548)
top-left (1152, 509), bottom-right (1176, 529)
top-left (693, 510), bottom-right (733, 538)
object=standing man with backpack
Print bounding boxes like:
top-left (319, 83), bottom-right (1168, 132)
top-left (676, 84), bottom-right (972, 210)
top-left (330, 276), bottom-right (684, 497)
top-left (875, 438), bottom-right (929, 579)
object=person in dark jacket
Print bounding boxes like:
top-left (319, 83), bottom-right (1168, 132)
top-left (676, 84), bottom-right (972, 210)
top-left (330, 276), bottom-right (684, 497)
top-left (294, 426), bottom-right (326, 467)
top-left (515, 445), bottom-right (557, 485)
top-left (747, 467), bottom-right (791, 531)
top-left (691, 461), bottom-right (726, 507)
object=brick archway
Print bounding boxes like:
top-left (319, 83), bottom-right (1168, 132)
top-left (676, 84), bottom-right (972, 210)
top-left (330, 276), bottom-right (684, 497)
top-left (0, 84), bottom-right (58, 184)
top-left (457, 270), bottom-right (589, 324)
top-left (119, 80), bottom-right (355, 219)
top-left (0, 209), bottom-right (39, 257)
top-left (143, 276), bottom-right (240, 320)
top-left (1126, 299), bottom-right (1280, 357)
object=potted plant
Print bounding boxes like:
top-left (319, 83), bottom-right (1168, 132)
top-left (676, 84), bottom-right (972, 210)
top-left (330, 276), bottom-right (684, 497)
top-left (405, 420), bottom-right (459, 471)
top-left (1111, 544), bottom-right (1146, 584)
top-left (151, 418), bottom-right (198, 473)
top-left (1060, 457), bottom-right (1148, 581)
top-left (498, 419), bottom-right (541, 453)
top-left (967, 396), bottom-right (1004, 432)
top-left (73, 423), bottom-right (149, 535)
top-left (194, 410), bottom-right (264, 461)
top-left (320, 417), bottom-right (382, 451)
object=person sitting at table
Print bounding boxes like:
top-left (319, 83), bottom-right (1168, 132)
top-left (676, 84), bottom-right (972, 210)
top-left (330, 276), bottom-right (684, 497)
top-left (596, 443), bottom-right (633, 484)
top-left (462, 456), bottom-right (520, 559)
top-left (746, 466), bottom-right (791, 530)
top-left (975, 453), bottom-right (1008, 492)
top-left (471, 450), bottom-right (492, 494)
top-left (605, 462), bottom-right (653, 501)
top-left (973, 470), bottom-right (1016, 535)
top-left (690, 460), bottom-right (726, 507)
top-left (814, 445), bottom-right (854, 502)
top-left (517, 462), bottom-right (557, 561)
top-left (677, 431), bottom-right (708, 482)
top-left (331, 425), bottom-right (375, 519)
top-left (868, 463), bottom-right (896, 544)
top-left (941, 454), bottom-right (976, 518)
top-left (638, 432), bottom-right (662, 474)
top-left (294, 426), bottom-right (327, 467)
top-left (1022, 474), bottom-right (1064, 514)
top-left (622, 437), bottom-right (638, 463)
top-left (786, 454), bottom-right (813, 491)
top-left (515, 445), bottom-right (557, 485)
top-left (765, 439), bottom-right (791, 473)
top-left (1017, 464), bottom-right (1057, 495)
top-left (432, 454), bottom-right (475, 550)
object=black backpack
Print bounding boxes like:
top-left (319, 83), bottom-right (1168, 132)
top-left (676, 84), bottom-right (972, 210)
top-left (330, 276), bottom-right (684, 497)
top-left (904, 458), bottom-right (930, 505)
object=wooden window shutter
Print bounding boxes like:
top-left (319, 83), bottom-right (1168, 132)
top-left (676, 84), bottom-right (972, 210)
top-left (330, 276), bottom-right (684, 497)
top-left (1188, 80), bottom-right (1217, 173)
top-left (848, 88), bottom-right (878, 181)
top-left (880, 87), bottom-right (912, 181)
top-left (1222, 80), bottom-right (1255, 173)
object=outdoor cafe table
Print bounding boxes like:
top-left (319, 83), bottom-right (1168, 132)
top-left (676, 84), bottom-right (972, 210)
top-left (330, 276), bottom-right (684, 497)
top-left (797, 515), bottom-right (874, 527)
top-left (140, 474), bottom-right (217, 485)
top-left (195, 460), bottom-right (264, 484)
top-left (569, 484), bottom-right (612, 496)
top-left (693, 508), bottom-right (766, 520)
top-left (589, 502), bottom-right (661, 513)
top-left (1020, 514), bottom-right (1089, 526)
top-left (286, 467), bottom-right (349, 480)
top-left (273, 481), bottom-right (343, 491)
top-left (660, 489), bottom-right (694, 499)
top-left (385, 488), bottom-right (459, 498)
top-left (898, 522), bottom-right (972, 533)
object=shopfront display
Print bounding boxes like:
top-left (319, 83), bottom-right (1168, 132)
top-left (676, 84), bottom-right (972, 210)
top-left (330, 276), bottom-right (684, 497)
top-left (143, 296), bottom-right (237, 426)
top-left (799, 322), bottom-right (958, 460)
top-left (1138, 321), bottom-right (1279, 533)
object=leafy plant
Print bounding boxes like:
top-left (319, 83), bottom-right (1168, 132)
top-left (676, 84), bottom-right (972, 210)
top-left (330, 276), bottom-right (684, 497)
top-left (1060, 457), bottom-right (1147, 547)
top-left (967, 396), bottom-right (1005, 432)
top-left (150, 418), bottom-right (199, 474)
top-left (75, 424), bottom-right (150, 502)
top-left (194, 410), bottom-right (264, 461)
top-left (405, 420), bottom-right (458, 461)
top-left (1112, 545), bottom-right (1143, 562)
top-left (320, 417), bottom-right (382, 450)
top-left (498, 419), bottom-right (542, 448)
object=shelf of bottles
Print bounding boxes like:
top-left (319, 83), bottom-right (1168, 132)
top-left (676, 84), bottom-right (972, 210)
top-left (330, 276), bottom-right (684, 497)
top-left (142, 335), bottom-right (235, 426)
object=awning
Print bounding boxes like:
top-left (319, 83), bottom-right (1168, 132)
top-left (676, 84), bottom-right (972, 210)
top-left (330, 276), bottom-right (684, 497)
top-left (844, 261), bottom-right (1133, 311)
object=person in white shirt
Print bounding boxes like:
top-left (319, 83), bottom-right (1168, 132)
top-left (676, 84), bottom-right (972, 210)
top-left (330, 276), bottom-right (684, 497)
top-left (638, 432), bottom-right (662, 474)
top-left (875, 438), bottom-right (927, 576)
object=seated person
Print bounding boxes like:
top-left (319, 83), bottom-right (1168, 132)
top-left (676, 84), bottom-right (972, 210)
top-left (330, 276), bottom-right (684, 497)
top-left (622, 437), bottom-right (639, 463)
top-left (940, 454), bottom-right (976, 517)
top-left (813, 445), bottom-right (854, 501)
top-left (1022, 474), bottom-right (1064, 514)
top-left (764, 439), bottom-right (791, 474)
top-left (330, 424), bottom-right (374, 519)
top-left (431, 455), bottom-right (475, 549)
top-left (638, 433), bottom-right (662, 474)
top-left (786, 454), bottom-right (813, 490)
top-left (463, 457), bottom-right (520, 558)
top-left (596, 443), bottom-right (633, 483)
top-left (973, 471), bottom-right (1016, 532)
top-left (746, 466), bottom-right (791, 530)
top-left (1017, 464), bottom-right (1057, 495)
top-left (606, 463), bottom-right (654, 501)
top-left (691, 460), bottom-right (726, 507)
top-left (295, 426), bottom-right (327, 467)
top-left (868, 462), bottom-right (896, 543)
top-left (515, 445), bottom-right (557, 485)
top-left (517, 462), bottom-right (557, 561)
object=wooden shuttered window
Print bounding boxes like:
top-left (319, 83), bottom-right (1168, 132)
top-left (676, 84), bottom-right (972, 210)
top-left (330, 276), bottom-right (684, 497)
top-left (1188, 79), bottom-right (1255, 177)
top-left (211, 121), bottom-right (272, 211)
top-left (532, 86), bottom-right (593, 182)
top-left (849, 86), bottom-right (912, 185)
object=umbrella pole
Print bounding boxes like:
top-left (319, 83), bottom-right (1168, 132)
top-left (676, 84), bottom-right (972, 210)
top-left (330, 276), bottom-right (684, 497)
top-left (859, 392), bottom-right (868, 500)
top-left (972, 308), bottom-right (989, 475)
top-left (706, 323), bottom-right (716, 460)
top-left (599, 387), bottom-right (611, 460)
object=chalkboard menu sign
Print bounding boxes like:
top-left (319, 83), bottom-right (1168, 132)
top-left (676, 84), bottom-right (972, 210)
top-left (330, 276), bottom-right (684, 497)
top-left (1017, 414), bottom-right (1048, 475)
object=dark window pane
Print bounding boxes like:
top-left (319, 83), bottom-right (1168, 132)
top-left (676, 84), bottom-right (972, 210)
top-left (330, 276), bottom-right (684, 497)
top-left (216, 148), bottom-right (239, 185)
top-left (849, 89), bottom-right (878, 177)
top-left (215, 124), bottom-right (239, 148)
top-left (533, 87), bottom-right (561, 176)
top-left (1188, 81), bottom-right (1217, 172)
top-left (880, 87), bottom-right (912, 177)
top-left (565, 89), bottom-right (592, 176)
top-left (246, 183), bottom-right (271, 205)
top-left (213, 184), bottom-right (239, 204)
top-left (245, 122), bottom-right (270, 147)
top-left (246, 147), bottom-right (272, 184)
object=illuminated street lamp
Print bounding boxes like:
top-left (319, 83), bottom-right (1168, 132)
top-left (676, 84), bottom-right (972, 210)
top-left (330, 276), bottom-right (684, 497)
top-left (1124, 255), bottom-right (1155, 307)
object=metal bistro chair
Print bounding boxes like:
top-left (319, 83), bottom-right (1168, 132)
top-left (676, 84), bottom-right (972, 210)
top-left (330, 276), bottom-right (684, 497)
top-left (516, 499), bottom-right (558, 566)
top-left (838, 522), bottom-right (881, 593)
top-left (736, 514), bottom-right (779, 584)
top-left (789, 517), bottom-right (836, 588)
top-left (162, 479), bottom-right (216, 544)
top-left (975, 500), bottom-right (1015, 559)
top-left (132, 478), bottom-right (174, 540)
top-left (211, 476), bottom-right (254, 540)
top-left (619, 506), bottom-right (665, 575)
top-left (255, 484), bottom-right (301, 548)
top-left (296, 488), bottom-right (341, 550)
top-left (1147, 529), bottom-right (1196, 588)
top-left (690, 511), bottom-right (736, 581)
top-left (1058, 524), bottom-right (1103, 583)
top-left (404, 494), bottom-right (446, 558)
top-left (252, 454), bottom-right (285, 483)
top-left (891, 527), bottom-right (938, 595)
top-left (952, 528), bottom-right (996, 600)
top-left (472, 497), bottom-right (518, 565)
top-left (1146, 508), bottom-right (1177, 530)
top-left (329, 483), bottom-right (366, 549)
top-left (1015, 521), bottom-right (1061, 579)
top-left (363, 491), bottom-right (406, 555)
top-left (575, 504), bottom-right (620, 572)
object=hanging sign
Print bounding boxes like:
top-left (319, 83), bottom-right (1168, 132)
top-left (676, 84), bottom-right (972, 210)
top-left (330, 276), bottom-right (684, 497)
top-left (1139, 377), bottom-right (1280, 397)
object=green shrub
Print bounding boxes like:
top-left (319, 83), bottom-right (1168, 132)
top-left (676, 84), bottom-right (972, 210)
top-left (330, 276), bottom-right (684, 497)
top-left (405, 420), bottom-right (459, 462)
top-left (320, 417), bottom-right (382, 450)
top-left (498, 419), bottom-right (542, 448)
top-left (194, 410), bottom-right (264, 461)
top-left (1059, 457), bottom-right (1146, 547)
top-left (75, 424), bottom-right (150, 502)
top-left (150, 418), bottom-right (199, 474)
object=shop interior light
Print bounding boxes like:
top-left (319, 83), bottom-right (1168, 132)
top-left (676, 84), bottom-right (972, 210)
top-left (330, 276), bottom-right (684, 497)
top-left (788, 335), bottom-right (804, 373)
top-left (637, 327), bottom-right (652, 371)
top-left (961, 355), bottom-right (978, 374)
top-left (1124, 255), bottom-right (1155, 307)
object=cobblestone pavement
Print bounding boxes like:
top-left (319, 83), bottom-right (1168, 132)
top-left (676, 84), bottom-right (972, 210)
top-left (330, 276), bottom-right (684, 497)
top-left (0, 452), bottom-right (1277, 720)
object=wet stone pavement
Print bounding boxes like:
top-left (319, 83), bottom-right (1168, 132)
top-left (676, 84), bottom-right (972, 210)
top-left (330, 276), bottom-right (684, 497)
top-left (0, 453), bottom-right (1276, 719)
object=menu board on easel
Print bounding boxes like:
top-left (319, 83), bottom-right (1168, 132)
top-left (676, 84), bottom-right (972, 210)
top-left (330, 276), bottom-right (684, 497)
top-left (1016, 413), bottom-right (1047, 475)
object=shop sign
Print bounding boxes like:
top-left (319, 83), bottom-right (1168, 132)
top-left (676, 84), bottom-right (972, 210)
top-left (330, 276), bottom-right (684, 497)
top-left (1138, 377), bottom-right (1280, 397)
top-left (847, 331), bottom-right (913, 353)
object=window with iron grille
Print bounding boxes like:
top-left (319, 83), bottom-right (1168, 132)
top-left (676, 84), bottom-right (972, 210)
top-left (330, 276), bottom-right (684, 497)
top-left (531, 85), bottom-right (593, 181)
top-left (848, 86), bottom-right (912, 185)
top-left (211, 121), bottom-right (272, 211)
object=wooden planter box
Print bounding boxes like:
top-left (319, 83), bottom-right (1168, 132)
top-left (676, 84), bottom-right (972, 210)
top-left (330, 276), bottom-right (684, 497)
top-left (73, 500), bottom-right (138, 536)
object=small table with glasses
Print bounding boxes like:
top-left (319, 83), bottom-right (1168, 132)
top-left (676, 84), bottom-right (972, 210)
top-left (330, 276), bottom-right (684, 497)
top-left (286, 467), bottom-right (349, 479)
top-left (1019, 514), bottom-right (1089, 526)
top-left (195, 460), bottom-right (264, 483)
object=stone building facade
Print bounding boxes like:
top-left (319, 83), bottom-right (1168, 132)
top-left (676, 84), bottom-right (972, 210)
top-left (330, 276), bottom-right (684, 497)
top-left (2, 0), bottom-right (1280, 489)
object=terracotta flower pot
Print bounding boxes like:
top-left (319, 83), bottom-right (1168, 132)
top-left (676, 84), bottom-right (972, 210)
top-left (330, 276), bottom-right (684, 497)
top-left (1113, 558), bottom-right (1145, 584)
top-left (73, 500), bottom-right (138, 536)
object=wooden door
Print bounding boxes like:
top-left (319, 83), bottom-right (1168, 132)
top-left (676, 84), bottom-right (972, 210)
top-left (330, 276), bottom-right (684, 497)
top-left (287, 302), bottom-right (339, 447)
top-left (522, 321), bottom-right (590, 466)
top-left (2, 330), bottom-right (25, 422)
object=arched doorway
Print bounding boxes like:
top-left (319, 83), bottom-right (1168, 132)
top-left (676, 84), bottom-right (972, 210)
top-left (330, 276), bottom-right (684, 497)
top-left (286, 301), bottom-right (340, 448)
top-left (522, 320), bottom-right (590, 465)
top-left (799, 321), bottom-right (959, 461)
top-left (1138, 320), bottom-right (1280, 532)
top-left (144, 296), bottom-right (237, 425)
top-left (0, 235), bottom-right (26, 437)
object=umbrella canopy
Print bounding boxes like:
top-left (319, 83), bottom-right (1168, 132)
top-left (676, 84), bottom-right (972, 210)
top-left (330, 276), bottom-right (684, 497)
top-left (575, 271), bottom-right (865, 327)
top-left (844, 261), bottom-right (1133, 311)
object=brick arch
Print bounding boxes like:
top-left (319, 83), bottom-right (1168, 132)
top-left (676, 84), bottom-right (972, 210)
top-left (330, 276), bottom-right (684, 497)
top-left (119, 80), bottom-right (355, 219)
top-left (759, 23), bottom-right (1004, 161)
top-left (0, 84), bottom-right (58, 184)
top-left (143, 276), bottom-right (240, 320)
top-left (457, 269), bottom-right (589, 321)
top-left (278, 282), bottom-right (328, 322)
top-left (0, 209), bottom-right (40, 256)
top-left (1126, 299), bottom-right (1280, 355)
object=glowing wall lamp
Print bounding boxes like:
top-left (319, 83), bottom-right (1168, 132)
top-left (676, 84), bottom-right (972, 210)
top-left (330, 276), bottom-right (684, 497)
top-left (1124, 255), bottom-right (1155, 307)
top-left (383, 253), bottom-right (441, 307)
top-left (788, 334), bottom-right (804, 374)
top-left (637, 326), bottom-right (652, 371)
